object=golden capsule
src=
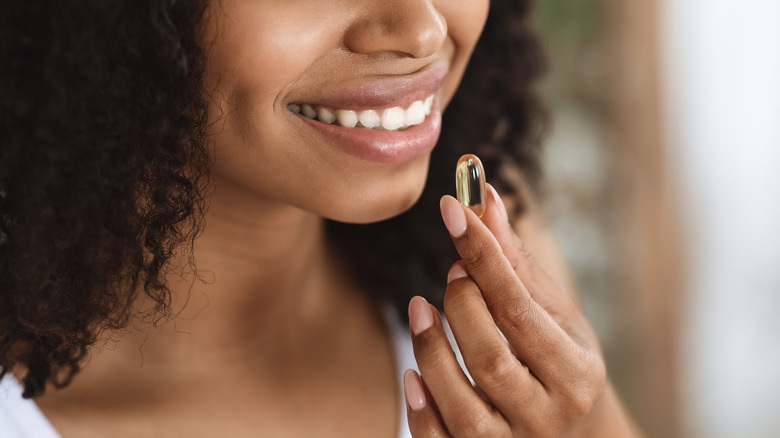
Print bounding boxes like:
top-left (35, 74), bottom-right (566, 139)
top-left (455, 153), bottom-right (486, 218)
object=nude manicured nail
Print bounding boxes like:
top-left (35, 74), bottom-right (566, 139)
top-left (488, 184), bottom-right (508, 223)
top-left (447, 263), bottom-right (469, 284)
top-left (440, 196), bottom-right (467, 238)
top-left (404, 369), bottom-right (427, 411)
top-left (409, 296), bottom-right (434, 335)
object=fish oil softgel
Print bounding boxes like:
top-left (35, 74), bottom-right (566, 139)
top-left (455, 154), bottom-right (486, 218)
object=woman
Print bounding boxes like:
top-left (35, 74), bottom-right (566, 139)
top-left (0, 0), bottom-right (640, 436)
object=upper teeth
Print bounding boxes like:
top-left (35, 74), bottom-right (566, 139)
top-left (288, 95), bottom-right (434, 131)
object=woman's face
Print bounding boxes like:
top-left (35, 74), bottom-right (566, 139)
top-left (202, 0), bottom-right (489, 223)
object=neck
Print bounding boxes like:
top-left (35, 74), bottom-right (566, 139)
top-left (94, 176), bottom-right (363, 379)
top-left (33, 178), bottom-right (401, 434)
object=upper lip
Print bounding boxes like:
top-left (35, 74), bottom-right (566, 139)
top-left (287, 64), bottom-right (449, 111)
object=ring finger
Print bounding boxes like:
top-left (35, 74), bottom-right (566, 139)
top-left (408, 296), bottom-right (509, 437)
top-left (442, 265), bottom-right (549, 425)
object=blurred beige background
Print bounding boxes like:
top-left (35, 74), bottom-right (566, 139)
top-left (533, 1), bottom-right (780, 437)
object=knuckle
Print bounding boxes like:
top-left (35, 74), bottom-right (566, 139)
top-left (560, 357), bottom-right (606, 418)
top-left (452, 410), bottom-right (494, 438)
top-left (493, 296), bottom-right (536, 334)
top-left (475, 351), bottom-right (519, 387)
top-left (564, 385), bottom-right (597, 418)
top-left (410, 417), bottom-right (449, 438)
top-left (516, 414), bottom-right (560, 438)
top-left (416, 343), bottom-right (454, 371)
top-left (443, 280), bottom-right (478, 314)
top-left (514, 235), bottom-right (536, 263)
top-left (462, 236), bottom-right (499, 275)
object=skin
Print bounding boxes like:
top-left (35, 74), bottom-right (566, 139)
top-left (405, 188), bottom-right (641, 436)
top-left (29, 0), bottom-right (640, 436)
top-left (200, 0), bottom-right (487, 223)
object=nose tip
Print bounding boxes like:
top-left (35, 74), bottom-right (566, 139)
top-left (344, 1), bottom-right (448, 59)
top-left (409, 17), bottom-right (448, 58)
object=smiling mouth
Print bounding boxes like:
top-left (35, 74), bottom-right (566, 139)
top-left (287, 94), bottom-right (435, 131)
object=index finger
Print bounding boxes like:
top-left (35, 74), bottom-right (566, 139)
top-left (439, 194), bottom-right (585, 387)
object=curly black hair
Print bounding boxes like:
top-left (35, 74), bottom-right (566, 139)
top-left (0, 0), bottom-right (547, 398)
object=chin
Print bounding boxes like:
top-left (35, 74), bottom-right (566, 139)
top-left (322, 172), bottom-right (428, 225)
top-left (315, 150), bottom-right (431, 224)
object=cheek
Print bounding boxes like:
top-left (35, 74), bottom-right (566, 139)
top-left (203, 2), bottom-right (361, 214)
top-left (203, 1), bottom-right (340, 114)
top-left (439, 0), bottom-right (489, 51)
top-left (435, 0), bottom-right (490, 109)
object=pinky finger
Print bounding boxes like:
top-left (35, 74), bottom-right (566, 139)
top-left (404, 369), bottom-right (452, 438)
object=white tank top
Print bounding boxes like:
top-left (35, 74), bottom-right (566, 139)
top-left (0, 306), bottom-right (418, 438)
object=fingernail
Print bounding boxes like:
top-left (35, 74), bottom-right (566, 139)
top-left (409, 296), bottom-right (434, 335)
top-left (404, 369), bottom-right (427, 411)
top-left (488, 184), bottom-right (509, 223)
top-left (447, 263), bottom-right (469, 284)
top-left (440, 196), bottom-right (467, 238)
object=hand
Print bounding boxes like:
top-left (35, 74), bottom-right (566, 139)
top-left (404, 184), bottom-right (612, 437)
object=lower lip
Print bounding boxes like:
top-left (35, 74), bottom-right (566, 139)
top-left (295, 103), bottom-right (442, 164)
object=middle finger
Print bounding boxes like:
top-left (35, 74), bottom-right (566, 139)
top-left (409, 296), bottom-right (508, 437)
